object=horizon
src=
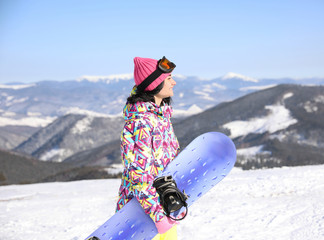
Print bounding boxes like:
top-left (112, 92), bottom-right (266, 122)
top-left (1, 0), bottom-right (324, 83)
top-left (1, 72), bottom-right (324, 85)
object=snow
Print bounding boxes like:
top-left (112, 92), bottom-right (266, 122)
top-left (314, 95), bottom-right (324, 103)
top-left (6, 96), bottom-right (14, 102)
top-left (202, 86), bottom-right (215, 93)
top-left (59, 107), bottom-right (121, 118)
top-left (201, 83), bottom-right (226, 91)
top-left (71, 116), bottom-right (94, 134)
top-left (2, 111), bottom-right (16, 117)
top-left (173, 74), bottom-right (187, 80)
top-left (237, 145), bottom-right (271, 156)
top-left (76, 73), bottom-right (187, 83)
top-left (39, 148), bottom-right (72, 162)
top-left (104, 164), bottom-right (124, 176)
top-left (211, 82), bottom-right (227, 90)
top-left (173, 104), bottom-right (203, 118)
top-left (222, 72), bottom-right (259, 83)
top-left (0, 84), bottom-right (36, 90)
top-left (304, 103), bottom-right (318, 113)
top-left (283, 92), bottom-right (294, 100)
top-left (223, 104), bottom-right (298, 138)
top-left (194, 90), bottom-right (215, 101)
top-left (240, 84), bottom-right (277, 92)
top-left (27, 112), bottom-right (42, 117)
top-left (303, 95), bottom-right (324, 113)
top-left (4, 96), bottom-right (29, 107)
top-left (0, 116), bottom-right (56, 127)
top-left (1, 165), bottom-right (323, 240)
top-left (76, 74), bottom-right (133, 83)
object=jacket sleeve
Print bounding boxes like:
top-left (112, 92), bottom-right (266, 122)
top-left (121, 118), bottom-right (165, 223)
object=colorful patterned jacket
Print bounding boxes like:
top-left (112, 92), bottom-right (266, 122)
top-left (116, 101), bottom-right (180, 223)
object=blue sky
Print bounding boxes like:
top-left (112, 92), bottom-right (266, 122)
top-left (1, 0), bottom-right (324, 83)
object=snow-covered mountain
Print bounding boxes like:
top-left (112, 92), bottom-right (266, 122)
top-left (76, 73), bottom-right (134, 83)
top-left (1, 73), bottom-right (323, 127)
top-left (7, 84), bottom-right (322, 177)
top-left (221, 72), bottom-right (259, 82)
top-left (1, 75), bottom-right (324, 185)
top-left (173, 84), bottom-right (324, 169)
top-left (1, 73), bottom-right (323, 150)
top-left (1, 165), bottom-right (323, 240)
top-left (15, 114), bottom-right (123, 163)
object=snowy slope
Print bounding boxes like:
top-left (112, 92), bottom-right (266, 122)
top-left (1, 165), bottom-right (323, 240)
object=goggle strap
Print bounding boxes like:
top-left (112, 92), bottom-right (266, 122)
top-left (137, 67), bottom-right (164, 92)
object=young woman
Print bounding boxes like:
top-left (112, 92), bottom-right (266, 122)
top-left (116, 56), bottom-right (180, 239)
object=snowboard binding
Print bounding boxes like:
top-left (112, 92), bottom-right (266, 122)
top-left (153, 175), bottom-right (189, 221)
top-left (85, 237), bottom-right (100, 240)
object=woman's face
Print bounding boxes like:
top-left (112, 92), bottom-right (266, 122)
top-left (155, 75), bottom-right (177, 99)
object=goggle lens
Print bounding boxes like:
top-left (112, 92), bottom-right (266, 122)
top-left (158, 56), bottom-right (176, 73)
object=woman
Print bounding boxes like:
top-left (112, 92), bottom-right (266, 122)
top-left (116, 56), bottom-right (180, 239)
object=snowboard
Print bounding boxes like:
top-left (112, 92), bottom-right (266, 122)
top-left (85, 132), bottom-right (237, 240)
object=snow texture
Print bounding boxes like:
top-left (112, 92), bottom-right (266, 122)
top-left (236, 145), bottom-right (271, 156)
top-left (0, 84), bottom-right (36, 90)
top-left (303, 95), bottom-right (324, 113)
top-left (4, 96), bottom-right (29, 107)
top-left (1, 165), bottom-right (323, 240)
top-left (39, 148), bottom-right (72, 162)
top-left (71, 116), bottom-right (94, 134)
top-left (223, 104), bottom-right (298, 138)
top-left (222, 72), bottom-right (259, 83)
top-left (240, 84), bottom-right (277, 92)
top-left (194, 90), bottom-right (215, 101)
top-left (0, 116), bottom-right (56, 127)
top-left (59, 107), bottom-right (120, 118)
top-left (173, 104), bottom-right (203, 118)
top-left (76, 74), bottom-right (133, 83)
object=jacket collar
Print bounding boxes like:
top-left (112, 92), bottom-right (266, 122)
top-left (123, 101), bottom-right (173, 120)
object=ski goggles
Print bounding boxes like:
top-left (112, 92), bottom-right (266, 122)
top-left (158, 56), bottom-right (176, 73)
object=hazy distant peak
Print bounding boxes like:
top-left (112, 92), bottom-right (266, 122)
top-left (222, 72), bottom-right (259, 83)
top-left (172, 74), bottom-right (187, 80)
top-left (0, 83), bottom-right (36, 90)
top-left (76, 74), bottom-right (133, 83)
top-left (59, 107), bottom-right (121, 118)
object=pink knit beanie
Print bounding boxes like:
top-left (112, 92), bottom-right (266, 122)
top-left (134, 57), bottom-right (171, 91)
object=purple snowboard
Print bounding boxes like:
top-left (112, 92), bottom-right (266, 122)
top-left (86, 132), bottom-right (237, 240)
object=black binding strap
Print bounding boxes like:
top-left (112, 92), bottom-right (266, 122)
top-left (137, 67), bottom-right (164, 92)
top-left (153, 175), bottom-right (189, 221)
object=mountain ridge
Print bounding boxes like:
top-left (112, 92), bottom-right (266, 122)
top-left (1, 83), bottom-right (324, 184)
top-left (13, 84), bottom-right (324, 168)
